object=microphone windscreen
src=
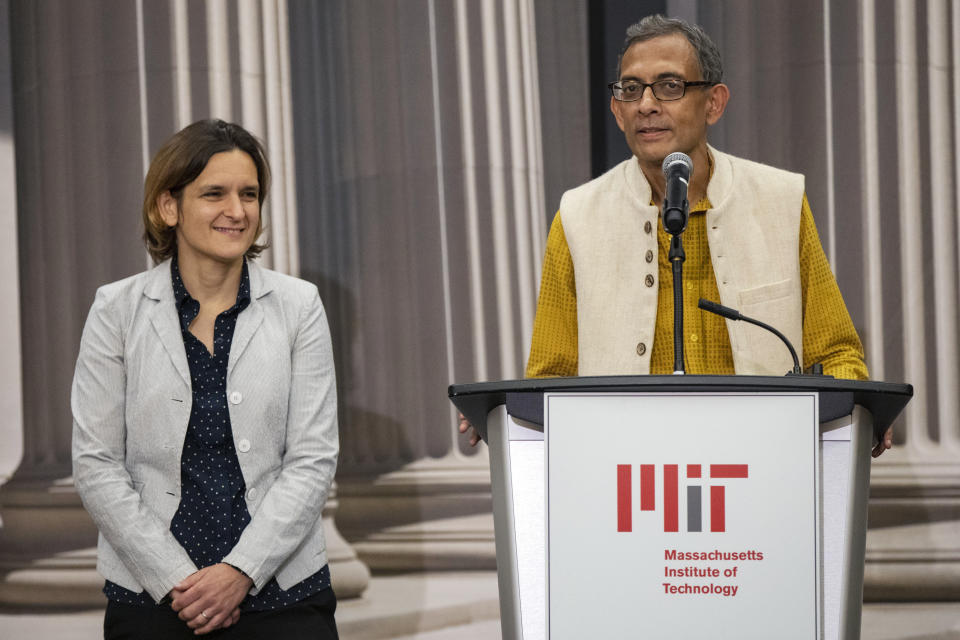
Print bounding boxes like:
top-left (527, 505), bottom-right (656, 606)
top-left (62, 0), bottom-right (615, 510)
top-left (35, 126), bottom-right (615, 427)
top-left (662, 152), bottom-right (693, 180)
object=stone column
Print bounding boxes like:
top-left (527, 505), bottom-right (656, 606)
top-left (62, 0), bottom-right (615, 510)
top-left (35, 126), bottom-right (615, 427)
top-left (0, 0), bottom-right (23, 489)
top-left (0, 0), bottom-right (145, 607)
top-left (288, 0), bottom-right (557, 571)
top-left (0, 0), bottom-right (367, 606)
top-left (696, 0), bottom-right (960, 600)
top-left (861, 0), bottom-right (960, 601)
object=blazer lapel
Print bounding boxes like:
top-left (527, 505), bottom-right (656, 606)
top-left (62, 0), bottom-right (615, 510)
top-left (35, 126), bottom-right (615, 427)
top-left (228, 261), bottom-right (271, 377)
top-left (144, 260), bottom-right (191, 389)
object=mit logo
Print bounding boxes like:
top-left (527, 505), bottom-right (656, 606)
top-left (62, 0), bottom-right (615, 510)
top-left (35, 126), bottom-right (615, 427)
top-left (617, 464), bottom-right (749, 533)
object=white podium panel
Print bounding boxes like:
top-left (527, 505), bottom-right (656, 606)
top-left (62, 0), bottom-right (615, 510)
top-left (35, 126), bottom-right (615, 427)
top-left (462, 376), bottom-right (907, 640)
top-left (545, 392), bottom-right (820, 639)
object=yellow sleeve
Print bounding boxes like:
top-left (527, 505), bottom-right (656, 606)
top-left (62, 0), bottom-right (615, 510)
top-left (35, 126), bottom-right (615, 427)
top-left (799, 195), bottom-right (869, 380)
top-left (525, 214), bottom-right (579, 378)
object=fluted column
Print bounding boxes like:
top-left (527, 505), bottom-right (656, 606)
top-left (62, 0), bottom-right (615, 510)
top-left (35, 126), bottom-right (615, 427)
top-left (696, 0), bottom-right (960, 600)
top-left (862, 0), bottom-right (960, 600)
top-left (0, 0), bottom-right (23, 490)
top-left (289, 0), bottom-right (553, 570)
top-left (0, 0), bottom-right (145, 606)
top-left (0, 0), bottom-right (366, 606)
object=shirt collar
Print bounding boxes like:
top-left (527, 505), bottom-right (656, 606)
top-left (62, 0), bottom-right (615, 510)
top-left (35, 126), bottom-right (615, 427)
top-left (691, 149), bottom-right (714, 213)
top-left (170, 256), bottom-right (252, 311)
top-left (647, 149), bottom-right (715, 212)
top-left (171, 255), bottom-right (190, 309)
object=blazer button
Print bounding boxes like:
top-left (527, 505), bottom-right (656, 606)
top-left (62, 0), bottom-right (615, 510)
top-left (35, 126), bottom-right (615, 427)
top-left (645, 274), bottom-right (655, 287)
top-left (636, 342), bottom-right (647, 356)
top-left (229, 391), bottom-right (243, 405)
top-left (237, 438), bottom-right (251, 453)
top-left (246, 487), bottom-right (259, 501)
top-left (644, 220), bottom-right (652, 234)
top-left (645, 249), bottom-right (654, 263)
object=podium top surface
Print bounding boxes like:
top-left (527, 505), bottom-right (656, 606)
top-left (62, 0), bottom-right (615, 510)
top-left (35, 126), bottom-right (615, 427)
top-left (448, 375), bottom-right (912, 442)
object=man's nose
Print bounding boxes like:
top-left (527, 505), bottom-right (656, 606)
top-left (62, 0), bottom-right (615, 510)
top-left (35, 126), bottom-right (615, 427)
top-left (637, 85), bottom-right (661, 113)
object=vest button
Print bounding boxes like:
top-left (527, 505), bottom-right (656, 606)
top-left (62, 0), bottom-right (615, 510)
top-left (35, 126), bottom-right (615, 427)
top-left (636, 342), bottom-right (647, 356)
top-left (645, 274), bottom-right (655, 287)
top-left (645, 249), bottom-right (654, 263)
top-left (644, 220), bottom-right (652, 234)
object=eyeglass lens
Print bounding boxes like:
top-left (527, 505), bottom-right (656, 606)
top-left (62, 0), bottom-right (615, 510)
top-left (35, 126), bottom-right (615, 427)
top-left (616, 79), bottom-right (686, 101)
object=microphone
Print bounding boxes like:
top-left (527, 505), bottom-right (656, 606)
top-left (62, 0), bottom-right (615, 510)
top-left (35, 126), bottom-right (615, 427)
top-left (697, 298), bottom-right (803, 375)
top-left (661, 152), bottom-right (693, 235)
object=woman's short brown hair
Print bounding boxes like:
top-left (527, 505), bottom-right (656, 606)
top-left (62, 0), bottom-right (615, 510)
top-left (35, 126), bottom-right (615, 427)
top-left (142, 119), bottom-right (271, 264)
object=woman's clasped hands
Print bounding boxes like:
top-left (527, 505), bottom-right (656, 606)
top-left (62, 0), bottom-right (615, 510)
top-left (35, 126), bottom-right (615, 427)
top-left (170, 563), bottom-right (253, 635)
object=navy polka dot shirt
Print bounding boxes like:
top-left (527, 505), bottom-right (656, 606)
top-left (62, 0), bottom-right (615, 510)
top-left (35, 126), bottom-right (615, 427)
top-left (104, 258), bottom-right (330, 609)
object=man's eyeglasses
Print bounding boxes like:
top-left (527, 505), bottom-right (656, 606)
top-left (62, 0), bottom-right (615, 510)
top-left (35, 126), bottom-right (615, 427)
top-left (608, 78), bottom-right (715, 102)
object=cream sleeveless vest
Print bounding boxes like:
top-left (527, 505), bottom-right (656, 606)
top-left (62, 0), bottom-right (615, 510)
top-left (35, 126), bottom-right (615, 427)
top-left (559, 146), bottom-right (805, 376)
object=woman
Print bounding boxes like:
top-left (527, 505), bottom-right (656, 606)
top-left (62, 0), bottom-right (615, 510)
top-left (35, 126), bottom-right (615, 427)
top-left (72, 120), bottom-right (339, 638)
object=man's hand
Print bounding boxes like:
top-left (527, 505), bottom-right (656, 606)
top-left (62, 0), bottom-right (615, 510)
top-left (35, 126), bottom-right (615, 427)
top-left (458, 412), bottom-right (481, 447)
top-left (872, 425), bottom-right (893, 458)
top-left (171, 563), bottom-right (253, 634)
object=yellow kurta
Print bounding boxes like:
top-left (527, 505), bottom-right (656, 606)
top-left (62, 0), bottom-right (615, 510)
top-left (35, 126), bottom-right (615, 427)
top-left (526, 193), bottom-right (868, 380)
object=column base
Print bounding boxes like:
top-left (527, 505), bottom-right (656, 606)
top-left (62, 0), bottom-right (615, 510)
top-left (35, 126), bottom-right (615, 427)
top-left (323, 485), bottom-right (371, 598)
top-left (0, 471), bottom-right (103, 607)
top-left (865, 457), bottom-right (960, 601)
top-left (336, 459), bottom-right (496, 571)
top-left (865, 558), bottom-right (960, 601)
top-left (0, 550), bottom-right (105, 608)
top-left (0, 474), bottom-right (370, 604)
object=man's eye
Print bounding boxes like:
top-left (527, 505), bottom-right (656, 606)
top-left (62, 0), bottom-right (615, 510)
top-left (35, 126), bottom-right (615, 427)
top-left (622, 83), bottom-right (641, 94)
top-left (661, 80), bottom-right (682, 90)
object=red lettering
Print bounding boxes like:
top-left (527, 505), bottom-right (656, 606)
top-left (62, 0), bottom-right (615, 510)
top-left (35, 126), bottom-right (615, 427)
top-left (710, 464), bottom-right (748, 478)
top-left (640, 464), bottom-right (655, 511)
top-left (711, 485), bottom-right (725, 532)
top-left (617, 464), bottom-right (631, 532)
top-left (664, 465), bottom-right (678, 532)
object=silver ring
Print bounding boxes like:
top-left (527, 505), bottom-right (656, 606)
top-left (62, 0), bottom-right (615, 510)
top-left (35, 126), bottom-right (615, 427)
top-left (200, 611), bottom-right (210, 620)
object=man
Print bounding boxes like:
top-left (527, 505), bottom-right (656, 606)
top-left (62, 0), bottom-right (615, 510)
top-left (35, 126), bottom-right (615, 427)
top-left (460, 15), bottom-right (892, 456)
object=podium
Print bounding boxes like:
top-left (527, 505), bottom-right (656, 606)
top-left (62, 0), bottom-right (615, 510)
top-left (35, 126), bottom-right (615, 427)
top-left (449, 375), bottom-right (911, 640)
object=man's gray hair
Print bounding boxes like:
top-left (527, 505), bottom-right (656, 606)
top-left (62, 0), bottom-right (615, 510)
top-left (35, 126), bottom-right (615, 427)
top-left (617, 14), bottom-right (723, 84)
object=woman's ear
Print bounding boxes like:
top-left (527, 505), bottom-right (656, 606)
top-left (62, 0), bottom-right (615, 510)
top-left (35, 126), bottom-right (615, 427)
top-left (157, 191), bottom-right (179, 228)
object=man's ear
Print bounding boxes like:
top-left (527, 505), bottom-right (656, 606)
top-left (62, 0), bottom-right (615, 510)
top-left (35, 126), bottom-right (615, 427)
top-left (610, 95), bottom-right (627, 133)
top-left (157, 191), bottom-right (179, 228)
top-left (705, 83), bottom-right (730, 125)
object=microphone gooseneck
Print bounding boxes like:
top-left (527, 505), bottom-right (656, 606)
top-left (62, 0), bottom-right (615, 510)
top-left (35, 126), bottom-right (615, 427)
top-left (661, 152), bottom-right (693, 374)
top-left (697, 298), bottom-right (803, 375)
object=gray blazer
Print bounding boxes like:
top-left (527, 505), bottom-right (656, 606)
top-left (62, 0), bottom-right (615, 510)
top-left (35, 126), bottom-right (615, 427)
top-left (71, 259), bottom-right (338, 602)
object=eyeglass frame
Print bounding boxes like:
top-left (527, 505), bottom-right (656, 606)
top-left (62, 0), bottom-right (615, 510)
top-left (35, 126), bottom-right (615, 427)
top-left (608, 78), bottom-right (716, 102)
